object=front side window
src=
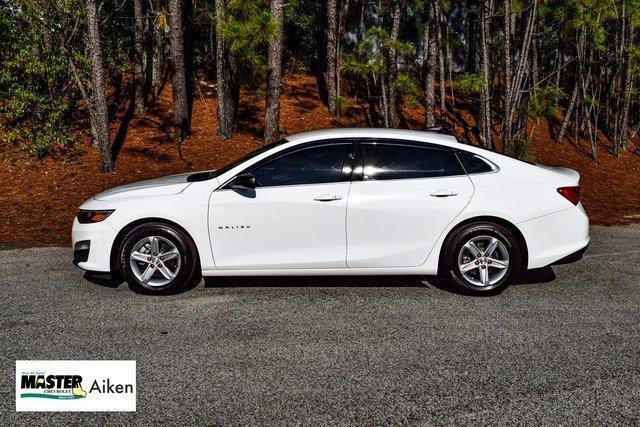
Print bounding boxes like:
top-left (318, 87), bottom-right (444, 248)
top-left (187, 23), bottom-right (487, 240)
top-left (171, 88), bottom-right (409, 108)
top-left (251, 144), bottom-right (351, 187)
top-left (361, 143), bottom-right (464, 181)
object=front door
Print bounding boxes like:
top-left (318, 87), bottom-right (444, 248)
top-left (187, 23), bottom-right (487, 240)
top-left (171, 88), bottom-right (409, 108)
top-left (346, 141), bottom-right (474, 268)
top-left (209, 143), bottom-right (353, 270)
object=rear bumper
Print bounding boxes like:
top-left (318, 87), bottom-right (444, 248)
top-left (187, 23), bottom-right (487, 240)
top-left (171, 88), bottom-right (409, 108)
top-left (550, 243), bottom-right (589, 266)
top-left (518, 203), bottom-right (590, 269)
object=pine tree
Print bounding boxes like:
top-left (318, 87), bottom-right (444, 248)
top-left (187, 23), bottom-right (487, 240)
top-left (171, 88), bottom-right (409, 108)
top-left (168, 0), bottom-right (190, 140)
top-left (264, 0), bottom-right (283, 144)
top-left (84, 0), bottom-right (113, 171)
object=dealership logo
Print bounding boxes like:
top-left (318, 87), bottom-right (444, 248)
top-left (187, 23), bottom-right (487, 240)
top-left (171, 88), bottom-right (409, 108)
top-left (16, 361), bottom-right (136, 412)
top-left (20, 373), bottom-right (87, 399)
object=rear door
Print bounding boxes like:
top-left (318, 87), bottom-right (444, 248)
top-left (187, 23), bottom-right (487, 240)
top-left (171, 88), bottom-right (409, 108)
top-left (346, 140), bottom-right (474, 268)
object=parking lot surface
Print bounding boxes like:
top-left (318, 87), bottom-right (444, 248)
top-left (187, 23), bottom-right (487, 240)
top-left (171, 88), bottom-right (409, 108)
top-left (1, 225), bottom-right (639, 424)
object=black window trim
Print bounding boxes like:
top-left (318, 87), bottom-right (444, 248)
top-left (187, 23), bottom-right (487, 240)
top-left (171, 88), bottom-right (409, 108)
top-left (353, 138), bottom-right (467, 182)
top-left (218, 137), bottom-right (502, 190)
top-left (219, 139), bottom-right (358, 190)
top-left (453, 149), bottom-right (500, 175)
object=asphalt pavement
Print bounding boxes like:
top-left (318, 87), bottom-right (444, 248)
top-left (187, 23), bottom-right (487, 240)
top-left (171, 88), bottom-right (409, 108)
top-left (1, 225), bottom-right (639, 424)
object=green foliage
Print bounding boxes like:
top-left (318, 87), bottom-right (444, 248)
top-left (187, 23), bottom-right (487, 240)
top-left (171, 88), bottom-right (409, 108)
top-left (282, 0), bottom-right (322, 72)
top-left (507, 139), bottom-right (533, 161)
top-left (335, 95), bottom-right (348, 115)
top-left (1, 0), bottom-right (640, 164)
top-left (219, 0), bottom-right (278, 90)
top-left (526, 86), bottom-right (564, 123)
top-left (395, 73), bottom-right (421, 108)
top-left (342, 26), bottom-right (414, 82)
top-left (454, 73), bottom-right (484, 96)
top-left (0, 0), bottom-right (133, 157)
top-left (0, 1), bottom-right (79, 155)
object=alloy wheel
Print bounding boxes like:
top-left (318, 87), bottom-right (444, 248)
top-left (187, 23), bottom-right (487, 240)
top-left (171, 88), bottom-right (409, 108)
top-left (457, 235), bottom-right (510, 288)
top-left (129, 236), bottom-right (182, 287)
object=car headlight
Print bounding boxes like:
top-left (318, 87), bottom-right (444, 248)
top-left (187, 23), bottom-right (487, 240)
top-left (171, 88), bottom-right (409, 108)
top-left (77, 209), bottom-right (115, 224)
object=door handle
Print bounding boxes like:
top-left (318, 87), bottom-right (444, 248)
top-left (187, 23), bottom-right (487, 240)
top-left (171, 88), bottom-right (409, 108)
top-left (429, 189), bottom-right (458, 197)
top-left (314, 194), bottom-right (342, 202)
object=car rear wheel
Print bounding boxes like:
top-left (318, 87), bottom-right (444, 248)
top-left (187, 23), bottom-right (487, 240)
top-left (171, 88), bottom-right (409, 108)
top-left (119, 222), bottom-right (199, 294)
top-left (442, 222), bottom-right (522, 294)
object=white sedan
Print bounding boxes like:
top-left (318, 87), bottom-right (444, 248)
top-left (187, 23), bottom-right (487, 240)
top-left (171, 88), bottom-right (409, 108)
top-left (72, 129), bottom-right (589, 294)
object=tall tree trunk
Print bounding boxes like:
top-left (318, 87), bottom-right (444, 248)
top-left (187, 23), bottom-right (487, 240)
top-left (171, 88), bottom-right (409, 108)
top-left (436, 2), bottom-right (446, 124)
top-left (479, 0), bottom-right (493, 149)
top-left (619, 30), bottom-right (635, 152)
top-left (264, 0), bottom-right (283, 145)
top-left (554, 47), bottom-right (561, 108)
top-left (446, 24), bottom-right (456, 113)
top-left (531, 22), bottom-right (539, 86)
top-left (385, 0), bottom-right (401, 128)
top-left (151, 10), bottom-right (164, 104)
top-left (133, 0), bottom-right (145, 113)
top-left (380, 75), bottom-right (390, 127)
top-left (357, 0), bottom-right (366, 40)
top-left (215, 0), bottom-right (238, 138)
top-left (558, 78), bottom-right (579, 144)
top-left (502, 0), bottom-right (512, 147)
top-left (184, 0), bottom-right (195, 119)
top-left (423, 0), bottom-right (437, 128)
top-left (168, 0), bottom-right (190, 140)
top-left (326, 0), bottom-right (338, 115)
top-left (503, 0), bottom-right (537, 146)
top-left (336, 0), bottom-right (350, 114)
top-left (559, 30), bottom-right (584, 144)
top-left (85, 0), bottom-right (113, 172)
top-left (465, 2), bottom-right (477, 73)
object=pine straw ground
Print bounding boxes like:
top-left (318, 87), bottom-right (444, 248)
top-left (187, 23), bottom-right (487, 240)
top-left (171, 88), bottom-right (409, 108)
top-left (1, 74), bottom-right (639, 248)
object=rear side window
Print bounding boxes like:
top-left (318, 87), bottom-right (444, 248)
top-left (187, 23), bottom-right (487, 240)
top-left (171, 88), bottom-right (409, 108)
top-left (457, 151), bottom-right (494, 174)
top-left (361, 143), bottom-right (464, 181)
top-left (251, 144), bottom-right (350, 187)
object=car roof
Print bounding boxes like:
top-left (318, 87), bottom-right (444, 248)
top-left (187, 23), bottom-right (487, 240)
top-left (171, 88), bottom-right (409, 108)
top-left (286, 128), bottom-right (459, 148)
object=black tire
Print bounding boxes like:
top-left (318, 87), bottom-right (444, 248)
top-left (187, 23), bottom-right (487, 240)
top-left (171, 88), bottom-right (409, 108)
top-left (119, 222), bottom-right (200, 294)
top-left (441, 222), bottom-right (522, 295)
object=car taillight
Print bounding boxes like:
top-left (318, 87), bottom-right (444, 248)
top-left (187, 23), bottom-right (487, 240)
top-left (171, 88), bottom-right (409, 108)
top-left (557, 186), bottom-right (580, 205)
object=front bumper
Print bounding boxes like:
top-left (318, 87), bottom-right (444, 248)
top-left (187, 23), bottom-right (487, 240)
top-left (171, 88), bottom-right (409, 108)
top-left (71, 217), bottom-right (118, 272)
top-left (73, 240), bottom-right (91, 264)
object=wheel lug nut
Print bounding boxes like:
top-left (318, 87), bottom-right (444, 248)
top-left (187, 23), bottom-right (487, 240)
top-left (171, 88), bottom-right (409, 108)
top-left (481, 265), bottom-right (486, 269)
top-left (150, 264), bottom-right (155, 268)
top-left (147, 257), bottom-right (151, 261)
top-left (488, 260), bottom-right (492, 264)
top-left (475, 261), bottom-right (479, 265)
top-left (153, 252), bottom-right (157, 256)
top-left (160, 256), bottom-right (164, 260)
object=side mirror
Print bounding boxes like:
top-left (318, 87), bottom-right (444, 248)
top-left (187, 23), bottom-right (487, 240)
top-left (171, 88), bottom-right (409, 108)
top-left (229, 173), bottom-right (257, 190)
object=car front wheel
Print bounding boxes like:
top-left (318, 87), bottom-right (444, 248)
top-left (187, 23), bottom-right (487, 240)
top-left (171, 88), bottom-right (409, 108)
top-left (442, 222), bottom-right (522, 294)
top-left (119, 222), bottom-right (199, 294)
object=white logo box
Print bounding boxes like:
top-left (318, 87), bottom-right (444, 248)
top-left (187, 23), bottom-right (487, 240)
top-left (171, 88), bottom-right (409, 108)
top-left (16, 360), bottom-right (136, 412)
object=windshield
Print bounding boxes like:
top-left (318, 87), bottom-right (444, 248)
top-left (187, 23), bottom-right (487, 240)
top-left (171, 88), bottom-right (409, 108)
top-left (205, 139), bottom-right (288, 180)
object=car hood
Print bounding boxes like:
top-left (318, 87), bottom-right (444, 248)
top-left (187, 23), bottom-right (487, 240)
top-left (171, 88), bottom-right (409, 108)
top-left (93, 172), bottom-right (195, 201)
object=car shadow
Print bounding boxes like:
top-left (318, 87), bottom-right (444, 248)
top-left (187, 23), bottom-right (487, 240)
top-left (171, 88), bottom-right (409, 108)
top-left (203, 275), bottom-right (426, 288)
top-left (83, 271), bottom-right (123, 288)
top-left (519, 266), bottom-right (557, 285)
top-left (203, 266), bottom-right (557, 296)
top-left (84, 267), bottom-right (557, 296)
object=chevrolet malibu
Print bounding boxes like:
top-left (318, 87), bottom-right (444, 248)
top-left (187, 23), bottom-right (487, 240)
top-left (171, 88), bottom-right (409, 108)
top-left (72, 129), bottom-right (589, 294)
